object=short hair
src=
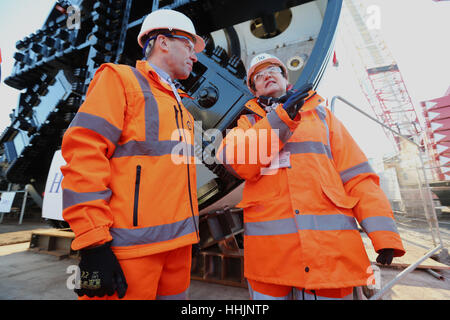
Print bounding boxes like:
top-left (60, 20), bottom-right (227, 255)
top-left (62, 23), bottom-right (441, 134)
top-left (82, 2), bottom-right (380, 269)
top-left (142, 29), bottom-right (171, 59)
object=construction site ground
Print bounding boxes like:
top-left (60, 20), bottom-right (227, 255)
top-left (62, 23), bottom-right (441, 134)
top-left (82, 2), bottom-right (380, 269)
top-left (0, 213), bottom-right (449, 300)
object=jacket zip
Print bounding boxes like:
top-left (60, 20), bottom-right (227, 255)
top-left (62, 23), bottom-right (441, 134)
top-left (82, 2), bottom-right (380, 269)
top-left (133, 165), bottom-right (141, 227)
top-left (174, 104), bottom-right (199, 240)
top-left (173, 106), bottom-right (182, 141)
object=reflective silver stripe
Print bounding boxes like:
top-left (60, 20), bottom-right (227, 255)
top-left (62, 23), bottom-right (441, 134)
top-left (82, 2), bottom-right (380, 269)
top-left (245, 218), bottom-right (298, 236)
top-left (110, 216), bottom-right (199, 247)
top-left (156, 288), bottom-right (188, 300)
top-left (315, 105), bottom-right (332, 159)
top-left (284, 141), bottom-right (332, 159)
top-left (245, 214), bottom-right (357, 236)
top-left (267, 110), bottom-right (293, 144)
top-left (316, 105), bottom-right (327, 121)
top-left (282, 106), bottom-right (332, 159)
top-left (340, 161), bottom-right (375, 183)
top-left (360, 216), bottom-right (399, 234)
top-left (69, 112), bottom-right (122, 145)
top-left (63, 188), bottom-right (112, 210)
top-left (112, 66), bottom-right (194, 158)
top-left (295, 214), bottom-right (358, 231)
top-left (131, 68), bottom-right (160, 141)
top-left (113, 140), bottom-right (194, 157)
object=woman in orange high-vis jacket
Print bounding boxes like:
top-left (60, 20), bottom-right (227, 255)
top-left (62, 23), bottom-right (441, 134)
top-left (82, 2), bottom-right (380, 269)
top-left (217, 53), bottom-right (405, 300)
top-left (61, 9), bottom-right (205, 300)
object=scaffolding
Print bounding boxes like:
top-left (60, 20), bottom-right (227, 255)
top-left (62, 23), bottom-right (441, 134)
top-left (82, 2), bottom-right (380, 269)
top-left (335, 0), bottom-right (449, 299)
top-left (340, 0), bottom-right (423, 151)
top-left (331, 95), bottom-right (447, 300)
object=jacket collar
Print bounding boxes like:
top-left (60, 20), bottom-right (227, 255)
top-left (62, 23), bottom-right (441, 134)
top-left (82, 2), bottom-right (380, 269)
top-left (135, 60), bottom-right (191, 99)
top-left (244, 98), bottom-right (266, 118)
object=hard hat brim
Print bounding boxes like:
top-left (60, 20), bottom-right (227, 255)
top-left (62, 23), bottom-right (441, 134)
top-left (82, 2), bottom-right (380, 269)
top-left (192, 34), bottom-right (205, 53)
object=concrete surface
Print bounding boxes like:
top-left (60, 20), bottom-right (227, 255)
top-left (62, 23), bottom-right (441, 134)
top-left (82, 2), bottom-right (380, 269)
top-left (0, 247), bottom-right (250, 300)
top-left (380, 268), bottom-right (450, 300)
top-left (1, 239), bottom-right (449, 300)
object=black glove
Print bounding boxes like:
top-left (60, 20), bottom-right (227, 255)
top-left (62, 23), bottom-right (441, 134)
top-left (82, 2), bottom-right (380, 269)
top-left (258, 90), bottom-right (295, 109)
top-left (282, 83), bottom-right (314, 120)
top-left (376, 248), bottom-right (394, 265)
top-left (75, 241), bottom-right (128, 299)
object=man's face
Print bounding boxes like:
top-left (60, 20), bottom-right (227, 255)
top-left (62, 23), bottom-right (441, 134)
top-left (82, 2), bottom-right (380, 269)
top-left (165, 33), bottom-right (198, 80)
top-left (253, 64), bottom-right (288, 98)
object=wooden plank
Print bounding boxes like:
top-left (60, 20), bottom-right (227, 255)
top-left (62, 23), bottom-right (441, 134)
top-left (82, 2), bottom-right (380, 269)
top-left (0, 228), bottom-right (50, 246)
top-left (31, 228), bottom-right (75, 239)
top-left (27, 228), bottom-right (77, 259)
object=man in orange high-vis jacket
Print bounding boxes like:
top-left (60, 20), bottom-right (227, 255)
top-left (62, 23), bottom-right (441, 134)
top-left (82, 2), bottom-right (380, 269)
top-left (61, 9), bottom-right (205, 300)
top-left (217, 53), bottom-right (405, 300)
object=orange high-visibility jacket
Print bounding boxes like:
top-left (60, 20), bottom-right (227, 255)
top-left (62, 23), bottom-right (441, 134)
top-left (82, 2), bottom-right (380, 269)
top-left (61, 60), bottom-right (199, 260)
top-left (217, 92), bottom-right (405, 289)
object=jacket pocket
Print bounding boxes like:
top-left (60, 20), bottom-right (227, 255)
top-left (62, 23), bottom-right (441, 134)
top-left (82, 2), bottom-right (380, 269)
top-left (133, 165), bottom-right (142, 226)
top-left (321, 183), bottom-right (359, 209)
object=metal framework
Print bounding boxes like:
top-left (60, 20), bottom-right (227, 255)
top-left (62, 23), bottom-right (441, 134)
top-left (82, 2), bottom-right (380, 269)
top-left (422, 92), bottom-right (450, 181)
top-left (331, 96), bottom-right (446, 300)
top-left (340, 0), bottom-right (422, 151)
top-left (335, 0), bottom-right (449, 299)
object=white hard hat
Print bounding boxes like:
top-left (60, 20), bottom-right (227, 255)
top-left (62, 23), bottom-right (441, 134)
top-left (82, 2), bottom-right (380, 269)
top-left (246, 53), bottom-right (288, 94)
top-left (137, 9), bottom-right (205, 53)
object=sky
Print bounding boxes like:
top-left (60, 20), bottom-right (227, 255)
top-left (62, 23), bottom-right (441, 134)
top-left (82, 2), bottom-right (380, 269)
top-left (0, 0), bottom-right (450, 161)
top-left (319, 0), bottom-right (450, 160)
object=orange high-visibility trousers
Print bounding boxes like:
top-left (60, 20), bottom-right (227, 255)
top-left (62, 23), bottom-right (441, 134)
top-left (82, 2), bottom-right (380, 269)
top-left (248, 279), bottom-right (353, 300)
top-left (79, 245), bottom-right (192, 300)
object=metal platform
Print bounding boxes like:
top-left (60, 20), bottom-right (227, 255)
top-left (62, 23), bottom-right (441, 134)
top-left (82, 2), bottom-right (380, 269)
top-left (191, 249), bottom-right (246, 288)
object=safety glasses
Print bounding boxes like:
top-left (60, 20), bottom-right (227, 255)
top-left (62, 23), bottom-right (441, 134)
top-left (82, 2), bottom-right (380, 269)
top-left (143, 34), bottom-right (195, 56)
top-left (165, 34), bottom-right (195, 55)
top-left (253, 65), bottom-right (283, 83)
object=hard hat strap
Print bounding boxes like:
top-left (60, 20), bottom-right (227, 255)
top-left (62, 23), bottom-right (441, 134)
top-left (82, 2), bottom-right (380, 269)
top-left (142, 37), bottom-right (154, 57)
